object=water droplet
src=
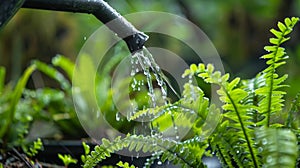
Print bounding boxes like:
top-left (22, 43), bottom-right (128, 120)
top-left (116, 112), bottom-right (120, 121)
top-left (157, 161), bottom-right (162, 165)
top-left (131, 70), bottom-right (136, 76)
top-left (83, 36), bottom-right (87, 40)
top-left (266, 156), bottom-right (273, 163)
top-left (180, 148), bottom-right (184, 153)
top-left (262, 138), bottom-right (268, 145)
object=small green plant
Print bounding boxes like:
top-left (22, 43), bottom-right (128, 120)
top-left (0, 55), bottom-right (83, 165)
top-left (116, 161), bottom-right (135, 168)
top-left (0, 64), bottom-right (36, 147)
top-left (81, 141), bottom-right (91, 164)
top-left (58, 153), bottom-right (78, 167)
top-left (24, 138), bottom-right (43, 157)
top-left (81, 17), bottom-right (300, 168)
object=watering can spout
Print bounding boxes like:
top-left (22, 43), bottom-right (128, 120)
top-left (1, 0), bottom-right (148, 53)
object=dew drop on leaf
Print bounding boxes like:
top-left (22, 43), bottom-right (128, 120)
top-left (262, 138), bottom-right (268, 145)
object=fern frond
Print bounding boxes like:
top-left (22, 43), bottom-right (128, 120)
top-left (241, 74), bottom-right (266, 126)
top-left (286, 92), bottom-right (300, 129)
top-left (286, 93), bottom-right (300, 166)
top-left (256, 127), bottom-right (298, 168)
top-left (210, 121), bottom-right (243, 168)
top-left (116, 161), bottom-right (136, 168)
top-left (255, 17), bottom-right (299, 127)
top-left (294, 129), bottom-right (300, 167)
top-left (143, 151), bottom-right (163, 168)
top-left (128, 83), bottom-right (210, 136)
top-left (183, 63), bottom-right (260, 168)
top-left (83, 134), bottom-right (205, 168)
top-left (129, 83), bottom-right (206, 120)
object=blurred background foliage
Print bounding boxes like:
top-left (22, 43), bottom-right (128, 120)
top-left (0, 0), bottom-right (300, 139)
top-left (1, 0), bottom-right (300, 83)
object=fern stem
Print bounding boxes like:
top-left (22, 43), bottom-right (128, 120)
top-left (216, 144), bottom-right (232, 167)
top-left (222, 86), bottom-right (259, 168)
top-left (266, 26), bottom-right (289, 127)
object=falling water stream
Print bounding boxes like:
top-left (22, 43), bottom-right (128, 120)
top-left (113, 46), bottom-right (185, 166)
top-left (128, 47), bottom-right (181, 140)
top-left (130, 47), bottom-right (167, 107)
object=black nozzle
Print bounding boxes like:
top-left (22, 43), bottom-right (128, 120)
top-left (22, 0), bottom-right (148, 53)
top-left (124, 33), bottom-right (148, 53)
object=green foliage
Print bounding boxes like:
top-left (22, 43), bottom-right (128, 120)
top-left (183, 63), bottom-right (260, 167)
top-left (0, 67), bottom-right (5, 93)
top-left (286, 92), bottom-right (300, 129)
top-left (82, 17), bottom-right (300, 168)
top-left (116, 161), bottom-right (135, 168)
top-left (257, 17), bottom-right (299, 127)
top-left (256, 127), bottom-right (298, 168)
top-left (58, 153), bottom-right (78, 167)
top-left (0, 55), bottom-right (82, 156)
top-left (52, 54), bottom-right (75, 79)
top-left (24, 138), bottom-right (43, 157)
top-left (33, 60), bottom-right (71, 90)
top-left (83, 135), bottom-right (206, 168)
top-left (0, 64), bottom-right (36, 146)
top-left (81, 142), bottom-right (91, 164)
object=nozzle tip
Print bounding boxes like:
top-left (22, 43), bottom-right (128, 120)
top-left (124, 32), bottom-right (149, 53)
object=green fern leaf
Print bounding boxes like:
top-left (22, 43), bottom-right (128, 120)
top-left (83, 134), bottom-right (206, 168)
top-left (116, 161), bottom-right (136, 168)
top-left (183, 63), bottom-right (260, 167)
top-left (256, 127), bottom-right (298, 168)
top-left (256, 17), bottom-right (299, 127)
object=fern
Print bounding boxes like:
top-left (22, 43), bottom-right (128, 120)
top-left (286, 93), bottom-right (300, 167)
top-left (241, 74), bottom-right (266, 126)
top-left (71, 17), bottom-right (300, 168)
top-left (24, 138), bottom-right (43, 157)
top-left (183, 63), bottom-right (260, 167)
top-left (143, 150), bottom-right (163, 168)
top-left (286, 92), bottom-right (300, 129)
top-left (128, 83), bottom-right (211, 136)
top-left (256, 127), bottom-right (298, 168)
top-left (83, 134), bottom-right (206, 168)
top-left (116, 161), bottom-right (135, 168)
top-left (255, 17), bottom-right (299, 127)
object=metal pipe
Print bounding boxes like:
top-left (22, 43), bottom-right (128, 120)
top-left (0, 0), bottom-right (26, 28)
top-left (22, 0), bottom-right (148, 53)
